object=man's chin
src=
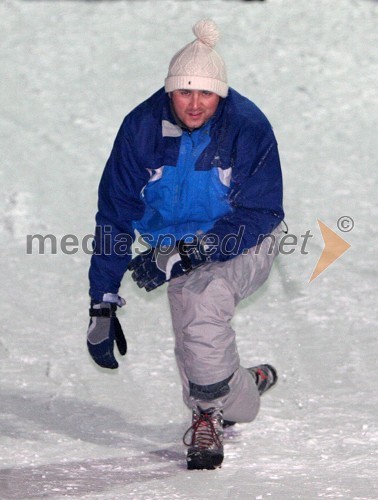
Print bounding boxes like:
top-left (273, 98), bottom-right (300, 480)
top-left (184, 118), bottom-right (205, 130)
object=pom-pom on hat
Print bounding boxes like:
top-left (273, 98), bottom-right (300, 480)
top-left (165, 19), bottom-right (228, 98)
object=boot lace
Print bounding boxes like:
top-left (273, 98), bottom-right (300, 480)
top-left (183, 409), bottom-right (223, 450)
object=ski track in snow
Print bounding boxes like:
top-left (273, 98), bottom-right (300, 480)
top-left (0, 0), bottom-right (377, 498)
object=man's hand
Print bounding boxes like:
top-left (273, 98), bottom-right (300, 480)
top-left (87, 302), bottom-right (127, 369)
top-left (128, 239), bottom-right (210, 292)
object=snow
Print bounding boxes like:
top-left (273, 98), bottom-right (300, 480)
top-left (0, 0), bottom-right (377, 498)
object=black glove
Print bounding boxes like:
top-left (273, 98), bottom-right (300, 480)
top-left (87, 302), bottom-right (127, 369)
top-left (128, 239), bottom-right (210, 292)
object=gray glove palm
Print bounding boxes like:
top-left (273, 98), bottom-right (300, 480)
top-left (87, 302), bottom-right (127, 369)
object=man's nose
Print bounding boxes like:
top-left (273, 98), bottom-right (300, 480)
top-left (190, 92), bottom-right (200, 109)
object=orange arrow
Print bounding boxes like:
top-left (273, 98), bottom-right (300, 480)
top-left (309, 220), bottom-right (351, 282)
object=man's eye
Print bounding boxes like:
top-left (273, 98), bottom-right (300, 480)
top-left (202, 91), bottom-right (213, 96)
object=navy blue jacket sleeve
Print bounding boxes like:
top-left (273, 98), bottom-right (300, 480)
top-left (206, 124), bottom-right (284, 261)
top-left (89, 118), bottom-right (149, 301)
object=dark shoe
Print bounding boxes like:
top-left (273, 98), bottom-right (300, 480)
top-left (248, 364), bottom-right (278, 395)
top-left (223, 419), bottom-right (236, 428)
top-left (183, 407), bottom-right (224, 470)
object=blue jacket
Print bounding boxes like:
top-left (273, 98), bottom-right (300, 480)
top-left (89, 88), bottom-right (284, 301)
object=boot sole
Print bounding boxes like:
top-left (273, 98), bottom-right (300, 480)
top-left (187, 449), bottom-right (223, 470)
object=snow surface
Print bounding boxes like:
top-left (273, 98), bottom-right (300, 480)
top-left (0, 0), bottom-right (377, 498)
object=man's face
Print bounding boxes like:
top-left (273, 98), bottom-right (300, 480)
top-left (171, 90), bottom-right (220, 130)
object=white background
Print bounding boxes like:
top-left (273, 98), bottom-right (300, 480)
top-left (0, 0), bottom-right (377, 498)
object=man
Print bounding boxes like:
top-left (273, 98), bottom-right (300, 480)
top-left (87, 19), bottom-right (284, 470)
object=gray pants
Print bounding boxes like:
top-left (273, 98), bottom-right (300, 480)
top-left (167, 226), bottom-right (281, 423)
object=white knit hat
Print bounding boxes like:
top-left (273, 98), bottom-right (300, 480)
top-left (165, 19), bottom-right (228, 98)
